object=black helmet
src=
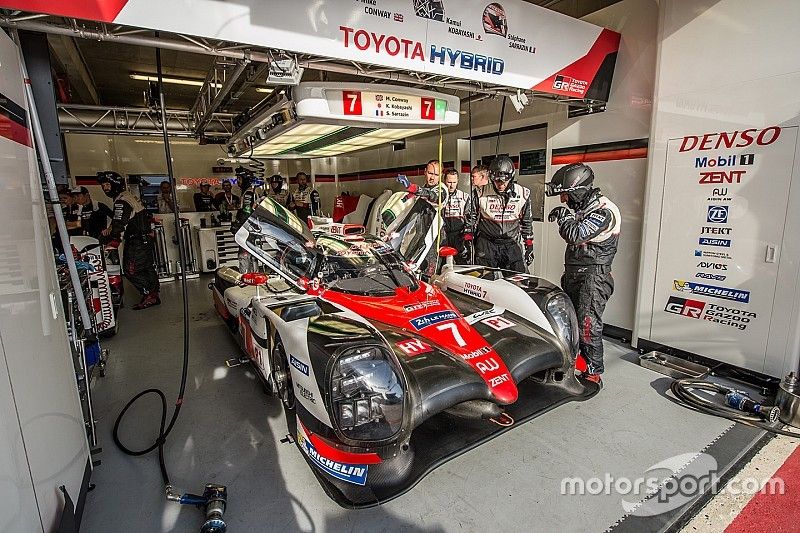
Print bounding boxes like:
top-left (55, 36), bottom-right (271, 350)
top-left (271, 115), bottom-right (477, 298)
top-left (546, 163), bottom-right (594, 196)
top-left (547, 163), bottom-right (597, 208)
top-left (488, 155), bottom-right (515, 182)
top-left (97, 170), bottom-right (126, 198)
top-left (269, 174), bottom-right (283, 183)
top-left (235, 166), bottom-right (253, 190)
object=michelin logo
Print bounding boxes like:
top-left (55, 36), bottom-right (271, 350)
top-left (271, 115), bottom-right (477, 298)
top-left (673, 280), bottom-right (750, 304)
top-left (298, 431), bottom-right (368, 485)
top-left (410, 310), bottom-right (458, 330)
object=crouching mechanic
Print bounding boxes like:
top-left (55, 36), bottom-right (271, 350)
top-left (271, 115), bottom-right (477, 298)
top-left (97, 171), bottom-right (160, 310)
top-left (546, 163), bottom-right (621, 385)
top-left (464, 155), bottom-right (533, 272)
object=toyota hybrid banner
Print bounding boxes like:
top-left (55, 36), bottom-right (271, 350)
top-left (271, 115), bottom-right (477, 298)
top-left (1, 0), bottom-right (620, 98)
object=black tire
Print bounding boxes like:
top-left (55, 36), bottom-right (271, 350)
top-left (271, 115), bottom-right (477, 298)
top-left (270, 334), bottom-right (295, 410)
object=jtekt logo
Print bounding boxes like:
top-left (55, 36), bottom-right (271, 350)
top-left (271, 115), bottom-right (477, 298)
top-left (665, 296), bottom-right (705, 318)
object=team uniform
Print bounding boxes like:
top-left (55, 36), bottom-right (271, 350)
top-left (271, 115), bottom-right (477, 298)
top-left (108, 190), bottom-right (159, 298)
top-left (290, 186), bottom-right (320, 221)
top-left (467, 182), bottom-right (533, 273)
top-left (78, 201), bottom-right (113, 239)
top-left (442, 188), bottom-right (469, 262)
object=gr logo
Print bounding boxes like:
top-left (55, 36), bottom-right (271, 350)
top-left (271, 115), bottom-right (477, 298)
top-left (664, 296), bottom-right (706, 319)
top-left (707, 205), bottom-right (728, 223)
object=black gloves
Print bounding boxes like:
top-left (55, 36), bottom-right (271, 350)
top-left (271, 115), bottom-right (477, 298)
top-left (524, 238), bottom-right (534, 266)
top-left (548, 206), bottom-right (573, 224)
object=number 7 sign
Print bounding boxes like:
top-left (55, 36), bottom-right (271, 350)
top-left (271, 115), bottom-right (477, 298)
top-left (421, 97), bottom-right (435, 120)
top-left (343, 91), bottom-right (362, 115)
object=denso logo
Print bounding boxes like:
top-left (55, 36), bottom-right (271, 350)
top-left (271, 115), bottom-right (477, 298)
top-left (679, 126), bottom-right (781, 152)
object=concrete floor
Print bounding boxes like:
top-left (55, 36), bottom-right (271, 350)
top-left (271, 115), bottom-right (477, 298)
top-left (82, 276), bottom-right (740, 532)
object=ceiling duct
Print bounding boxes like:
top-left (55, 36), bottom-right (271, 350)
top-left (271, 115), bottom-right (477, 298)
top-left (227, 82), bottom-right (460, 159)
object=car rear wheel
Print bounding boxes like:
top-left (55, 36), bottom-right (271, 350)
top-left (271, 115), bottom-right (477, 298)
top-left (271, 334), bottom-right (295, 410)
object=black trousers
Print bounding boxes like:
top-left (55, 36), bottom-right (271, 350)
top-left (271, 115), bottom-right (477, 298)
top-left (561, 267), bottom-right (614, 374)
top-left (123, 239), bottom-right (159, 296)
top-left (474, 237), bottom-right (525, 273)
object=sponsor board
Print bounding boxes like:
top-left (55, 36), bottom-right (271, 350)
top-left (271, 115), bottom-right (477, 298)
top-left (290, 354), bottom-right (310, 376)
top-left (665, 296), bottom-right (756, 331)
top-left (410, 310), bottom-right (459, 330)
top-left (297, 428), bottom-right (369, 485)
top-left (673, 280), bottom-right (750, 304)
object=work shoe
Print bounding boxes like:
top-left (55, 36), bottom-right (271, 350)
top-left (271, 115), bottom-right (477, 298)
top-left (584, 373), bottom-right (603, 389)
top-left (133, 292), bottom-right (161, 310)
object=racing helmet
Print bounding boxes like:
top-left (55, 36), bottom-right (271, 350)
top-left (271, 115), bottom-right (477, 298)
top-left (488, 155), bottom-right (516, 195)
top-left (546, 163), bottom-right (595, 207)
top-left (269, 174), bottom-right (284, 190)
top-left (97, 170), bottom-right (126, 198)
top-left (235, 166), bottom-right (253, 191)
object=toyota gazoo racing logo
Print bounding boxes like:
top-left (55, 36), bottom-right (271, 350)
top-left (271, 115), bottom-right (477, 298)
top-left (553, 75), bottom-right (588, 95)
top-left (707, 206), bottom-right (728, 224)
top-left (482, 2), bottom-right (508, 36)
top-left (665, 297), bottom-right (755, 330)
top-left (673, 280), bottom-right (750, 304)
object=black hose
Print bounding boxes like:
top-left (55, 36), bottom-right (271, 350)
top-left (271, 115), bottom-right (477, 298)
top-left (112, 38), bottom-right (190, 489)
top-left (495, 97), bottom-right (506, 156)
top-left (670, 379), bottom-right (799, 438)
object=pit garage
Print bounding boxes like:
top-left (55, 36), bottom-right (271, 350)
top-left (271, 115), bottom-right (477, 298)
top-left (2, 1), bottom-right (800, 532)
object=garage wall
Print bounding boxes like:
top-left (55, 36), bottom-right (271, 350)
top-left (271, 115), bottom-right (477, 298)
top-left (633, 0), bottom-right (800, 376)
top-left (543, 0), bottom-right (658, 331)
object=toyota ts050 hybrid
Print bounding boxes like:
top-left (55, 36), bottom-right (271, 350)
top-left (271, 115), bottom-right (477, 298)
top-left (210, 196), bottom-right (598, 507)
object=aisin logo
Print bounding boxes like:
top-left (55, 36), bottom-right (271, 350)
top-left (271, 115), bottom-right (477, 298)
top-left (482, 3), bottom-right (508, 36)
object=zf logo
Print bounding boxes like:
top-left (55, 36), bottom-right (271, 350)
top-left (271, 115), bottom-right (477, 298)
top-left (664, 296), bottom-right (705, 319)
top-left (707, 205), bottom-right (728, 223)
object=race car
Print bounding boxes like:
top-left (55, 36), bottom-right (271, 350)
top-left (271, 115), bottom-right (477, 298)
top-left (210, 197), bottom-right (597, 507)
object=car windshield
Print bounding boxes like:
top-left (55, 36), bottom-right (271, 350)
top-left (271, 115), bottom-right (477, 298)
top-left (317, 235), bottom-right (418, 296)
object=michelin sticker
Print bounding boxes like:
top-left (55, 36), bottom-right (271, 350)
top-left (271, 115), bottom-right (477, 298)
top-left (297, 429), bottom-right (368, 485)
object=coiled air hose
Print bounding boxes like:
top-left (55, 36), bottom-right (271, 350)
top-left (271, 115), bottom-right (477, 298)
top-left (671, 379), bottom-right (799, 438)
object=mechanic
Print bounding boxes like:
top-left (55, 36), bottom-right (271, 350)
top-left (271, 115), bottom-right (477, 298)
top-left (157, 180), bottom-right (176, 214)
top-left (289, 172), bottom-right (320, 221)
top-left (546, 162), bottom-right (621, 386)
top-left (232, 167), bottom-right (260, 273)
top-left (394, 159), bottom-right (449, 276)
top-left (60, 189), bottom-right (83, 236)
top-left (464, 156), bottom-right (533, 273)
top-left (193, 182), bottom-right (215, 212)
top-left (97, 171), bottom-right (160, 310)
top-left (441, 168), bottom-right (469, 262)
top-left (265, 174), bottom-right (289, 207)
top-left (213, 179), bottom-right (240, 213)
top-left (73, 186), bottom-right (113, 239)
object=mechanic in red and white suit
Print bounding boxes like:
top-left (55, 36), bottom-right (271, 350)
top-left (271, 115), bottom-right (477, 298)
top-left (441, 168), bottom-right (469, 263)
top-left (546, 163), bottom-right (621, 386)
top-left (464, 155), bottom-right (534, 273)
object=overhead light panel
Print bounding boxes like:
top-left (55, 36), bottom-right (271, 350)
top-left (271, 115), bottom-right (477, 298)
top-left (228, 82), bottom-right (460, 158)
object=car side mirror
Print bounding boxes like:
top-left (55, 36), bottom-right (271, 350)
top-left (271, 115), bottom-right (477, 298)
top-left (438, 246), bottom-right (457, 268)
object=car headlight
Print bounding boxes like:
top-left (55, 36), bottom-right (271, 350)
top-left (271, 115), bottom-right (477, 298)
top-left (546, 293), bottom-right (579, 355)
top-left (331, 346), bottom-right (404, 441)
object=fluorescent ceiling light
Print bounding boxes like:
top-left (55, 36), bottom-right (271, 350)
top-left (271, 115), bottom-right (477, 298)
top-left (302, 128), bottom-right (430, 157)
top-left (130, 73), bottom-right (218, 88)
top-left (251, 124), bottom-right (345, 156)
